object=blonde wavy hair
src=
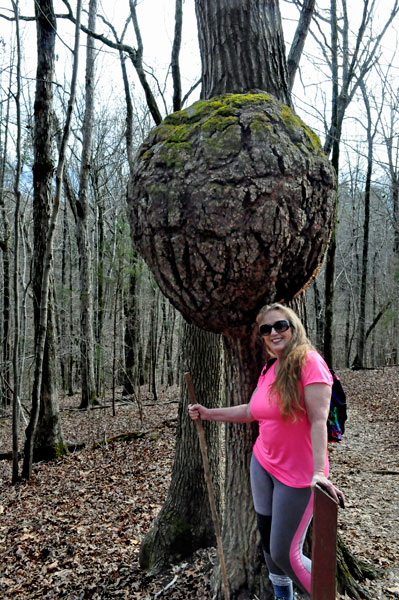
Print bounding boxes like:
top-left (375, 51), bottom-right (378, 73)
top-left (256, 303), bottom-right (315, 420)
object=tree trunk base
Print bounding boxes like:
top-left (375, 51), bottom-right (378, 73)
top-left (337, 535), bottom-right (378, 600)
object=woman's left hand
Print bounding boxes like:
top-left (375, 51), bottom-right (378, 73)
top-left (311, 473), bottom-right (345, 508)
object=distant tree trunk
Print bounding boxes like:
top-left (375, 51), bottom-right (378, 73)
top-left (313, 280), bottom-right (323, 351)
top-left (352, 82), bottom-right (377, 369)
top-left (123, 266), bottom-right (138, 395)
top-left (0, 71), bottom-right (12, 408)
top-left (60, 202), bottom-right (68, 391)
top-left (160, 297), bottom-right (176, 387)
top-left (23, 0), bottom-right (63, 475)
top-left (149, 284), bottom-right (158, 401)
top-left (287, 0), bottom-right (316, 92)
top-left (114, 22), bottom-right (139, 397)
top-left (392, 178), bottom-right (399, 363)
top-left (22, 0), bottom-right (81, 479)
top-left (383, 107), bottom-right (399, 364)
top-left (68, 234), bottom-right (75, 396)
top-left (322, 0), bottom-right (339, 368)
top-left (95, 183), bottom-right (105, 396)
top-left (10, 0), bottom-right (22, 483)
top-left (75, 0), bottom-right (98, 408)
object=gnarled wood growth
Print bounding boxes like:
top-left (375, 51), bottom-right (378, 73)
top-left (128, 92), bottom-right (335, 334)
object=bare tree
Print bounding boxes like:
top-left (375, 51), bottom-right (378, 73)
top-left (352, 80), bottom-right (383, 369)
top-left (379, 75), bottom-right (399, 363)
top-left (310, 0), bottom-right (399, 366)
top-left (22, 0), bottom-right (82, 479)
top-left (10, 0), bottom-right (22, 483)
top-left (74, 0), bottom-right (98, 408)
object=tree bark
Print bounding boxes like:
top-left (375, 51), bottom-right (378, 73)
top-left (0, 61), bottom-right (12, 409)
top-left (23, 0), bottom-right (64, 475)
top-left (23, 0), bottom-right (81, 478)
top-left (195, 0), bottom-right (290, 105)
top-left (10, 0), bottom-right (22, 483)
top-left (129, 3), bottom-right (328, 598)
top-left (76, 0), bottom-right (98, 408)
top-left (139, 323), bottom-right (222, 571)
top-left (214, 328), bottom-right (268, 599)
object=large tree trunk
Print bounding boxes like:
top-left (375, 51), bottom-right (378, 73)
top-left (129, 1), bottom-right (333, 598)
top-left (23, 0), bottom-right (81, 479)
top-left (139, 323), bottom-right (222, 571)
top-left (129, 0), bottom-right (226, 568)
top-left (34, 288), bottom-right (64, 461)
top-left (216, 328), bottom-right (268, 599)
top-left (196, 0), bottom-right (290, 105)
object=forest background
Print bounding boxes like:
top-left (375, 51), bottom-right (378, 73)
top-left (2, 0), bottom-right (399, 412)
top-left (0, 0), bottom-right (399, 597)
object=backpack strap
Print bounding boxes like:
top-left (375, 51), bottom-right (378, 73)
top-left (262, 357), bottom-right (277, 375)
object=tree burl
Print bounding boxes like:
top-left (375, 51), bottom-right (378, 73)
top-left (127, 93), bottom-right (336, 334)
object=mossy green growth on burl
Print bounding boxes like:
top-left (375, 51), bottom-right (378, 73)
top-left (144, 92), bottom-right (322, 167)
top-left (280, 104), bottom-right (321, 151)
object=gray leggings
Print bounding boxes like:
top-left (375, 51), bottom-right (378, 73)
top-left (250, 454), bottom-right (313, 594)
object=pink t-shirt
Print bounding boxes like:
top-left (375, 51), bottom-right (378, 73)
top-left (250, 351), bottom-right (333, 488)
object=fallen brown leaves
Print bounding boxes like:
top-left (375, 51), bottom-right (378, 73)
top-left (0, 369), bottom-right (398, 599)
top-left (330, 367), bottom-right (399, 599)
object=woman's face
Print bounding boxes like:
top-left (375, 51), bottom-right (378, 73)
top-left (258, 309), bottom-right (293, 357)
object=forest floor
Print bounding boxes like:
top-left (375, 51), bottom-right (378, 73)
top-left (0, 368), bottom-right (398, 600)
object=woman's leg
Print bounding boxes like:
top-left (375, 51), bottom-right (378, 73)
top-left (250, 455), bottom-right (294, 599)
top-left (269, 475), bottom-right (313, 595)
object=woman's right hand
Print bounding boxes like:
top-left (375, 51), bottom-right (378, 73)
top-left (188, 403), bottom-right (207, 421)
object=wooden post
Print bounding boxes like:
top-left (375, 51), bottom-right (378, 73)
top-left (311, 484), bottom-right (338, 599)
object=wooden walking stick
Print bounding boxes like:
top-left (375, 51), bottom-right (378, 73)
top-left (184, 372), bottom-right (230, 600)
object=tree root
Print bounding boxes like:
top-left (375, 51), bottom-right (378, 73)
top-left (337, 534), bottom-right (379, 600)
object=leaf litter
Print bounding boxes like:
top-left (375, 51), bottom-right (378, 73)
top-left (0, 369), bottom-right (398, 599)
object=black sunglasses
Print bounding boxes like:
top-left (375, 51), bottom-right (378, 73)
top-left (259, 320), bottom-right (292, 337)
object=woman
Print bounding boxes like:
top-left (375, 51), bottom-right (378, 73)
top-left (188, 302), bottom-right (345, 600)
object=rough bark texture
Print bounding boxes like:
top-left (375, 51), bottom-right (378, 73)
top-left (213, 327), bottom-right (269, 599)
top-left (28, 0), bottom-right (64, 465)
top-left (139, 323), bottom-right (222, 572)
top-left (128, 93), bottom-right (336, 335)
top-left (195, 0), bottom-right (290, 104)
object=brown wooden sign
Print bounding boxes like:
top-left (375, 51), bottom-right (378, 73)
top-left (311, 484), bottom-right (338, 599)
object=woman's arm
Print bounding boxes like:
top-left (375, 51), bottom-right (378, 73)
top-left (304, 383), bottom-right (345, 506)
top-left (188, 402), bottom-right (254, 423)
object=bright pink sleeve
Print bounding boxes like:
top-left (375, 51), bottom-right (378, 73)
top-left (301, 351), bottom-right (333, 387)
